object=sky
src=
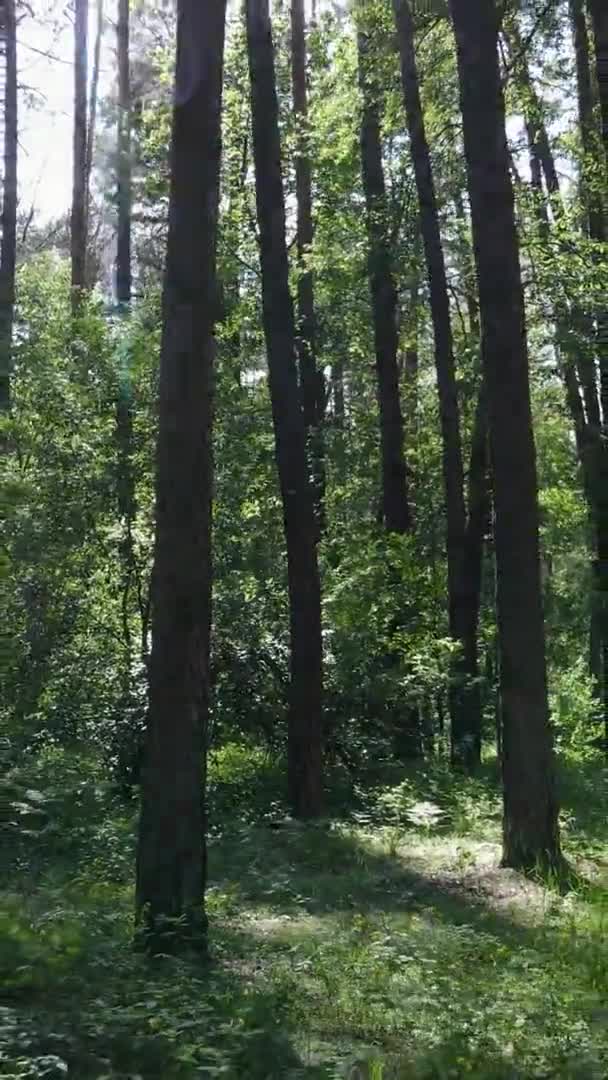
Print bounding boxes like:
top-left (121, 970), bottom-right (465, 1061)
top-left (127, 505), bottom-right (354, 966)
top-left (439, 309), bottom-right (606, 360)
top-left (16, 0), bottom-right (321, 224)
top-left (18, 1), bottom-right (114, 223)
top-left (15, 0), bottom-right (571, 227)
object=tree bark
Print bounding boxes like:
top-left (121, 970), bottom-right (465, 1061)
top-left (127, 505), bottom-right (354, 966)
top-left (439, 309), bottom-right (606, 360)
top-left (449, 0), bottom-right (561, 871)
top-left (570, 0), bottom-right (608, 743)
top-left (393, 0), bottom-right (481, 766)
top-left (571, 0), bottom-right (605, 241)
top-left (71, 0), bottom-right (88, 308)
top-left (571, 0), bottom-right (607, 429)
top-left (135, 0), bottom-right (227, 949)
top-left (456, 383), bottom-right (489, 767)
top-left (505, 18), bottom-right (608, 734)
top-left (85, 0), bottom-right (103, 273)
top-left (0, 0), bottom-right (17, 413)
top-left (117, 0), bottom-right (132, 305)
top-left (588, 0), bottom-right (608, 166)
top-left (290, 0), bottom-right (325, 530)
top-left (246, 0), bottom-right (324, 818)
top-left (357, 13), bottom-right (412, 534)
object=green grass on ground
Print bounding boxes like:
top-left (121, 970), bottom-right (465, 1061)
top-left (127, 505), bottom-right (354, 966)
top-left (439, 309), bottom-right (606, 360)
top-left (1, 745), bottom-right (606, 1078)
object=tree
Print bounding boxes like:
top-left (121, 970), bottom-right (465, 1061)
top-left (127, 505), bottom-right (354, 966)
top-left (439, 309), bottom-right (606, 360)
top-left (393, 0), bottom-right (484, 768)
top-left (117, 0), bottom-right (132, 305)
top-left (114, 0), bottom-right (140, 742)
top-left (569, 0), bottom-right (608, 745)
top-left (0, 0), bottom-right (17, 412)
top-left (588, 0), bottom-right (608, 167)
top-left (291, 0), bottom-right (324, 529)
top-left (505, 14), bottom-right (607, 746)
top-left (448, 0), bottom-right (561, 869)
top-left (135, 0), bottom-right (228, 948)
top-left (85, 0), bottom-right (104, 260)
top-left (71, 0), bottom-right (89, 307)
top-left (570, 0), bottom-right (605, 246)
top-left (246, 0), bottom-right (324, 818)
top-left (357, 5), bottom-right (412, 534)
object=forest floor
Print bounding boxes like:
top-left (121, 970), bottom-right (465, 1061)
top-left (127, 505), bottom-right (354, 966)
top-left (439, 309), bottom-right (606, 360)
top-left (1, 745), bottom-right (607, 1078)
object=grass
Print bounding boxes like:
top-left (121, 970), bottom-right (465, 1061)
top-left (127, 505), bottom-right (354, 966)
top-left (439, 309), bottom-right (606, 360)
top-left (1, 744), bottom-right (606, 1078)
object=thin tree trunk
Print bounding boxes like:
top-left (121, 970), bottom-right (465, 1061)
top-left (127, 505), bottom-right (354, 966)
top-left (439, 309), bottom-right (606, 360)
top-left (505, 25), bottom-right (601, 442)
top-left (457, 383), bottom-right (489, 766)
top-left (116, 0), bottom-right (131, 305)
top-left (404, 276), bottom-right (419, 436)
top-left (0, 0), bottom-right (17, 413)
top-left (393, 0), bottom-right (480, 766)
top-left (135, 0), bottom-right (227, 949)
top-left (85, 0), bottom-right (103, 277)
top-left (571, 0), bottom-right (607, 430)
top-left (246, 0), bottom-right (324, 818)
top-left (453, 192), bottom-right (479, 336)
top-left (525, 119), bottom-right (550, 232)
top-left (506, 21), bottom-right (606, 727)
top-left (357, 12), bottom-right (412, 534)
top-left (449, 0), bottom-right (561, 871)
top-left (71, 0), bottom-right (88, 309)
top-left (114, 0), bottom-right (137, 738)
top-left (570, 0), bottom-right (608, 744)
top-left (588, 0), bottom-right (608, 166)
top-left (291, 0), bottom-right (325, 530)
top-left (571, 0), bottom-right (605, 243)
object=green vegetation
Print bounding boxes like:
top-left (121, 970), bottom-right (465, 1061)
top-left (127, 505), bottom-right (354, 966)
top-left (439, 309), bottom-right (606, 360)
top-left (1, 746), bottom-right (606, 1078)
top-left (2, 0), bottom-right (608, 1075)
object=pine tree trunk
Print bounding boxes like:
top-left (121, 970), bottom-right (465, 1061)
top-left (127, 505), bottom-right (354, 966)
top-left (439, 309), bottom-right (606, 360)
top-left (393, 0), bottom-right (481, 766)
top-left (291, 0), bottom-right (325, 530)
top-left (507, 15), bottom-right (608, 736)
top-left (571, 0), bottom-right (605, 244)
top-left (0, 0), bottom-right (17, 413)
top-left (456, 383), bottom-right (489, 767)
top-left (71, 0), bottom-right (88, 309)
top-left (588, 0), bottom-right (608, 166)
top-left (449, 0), bottom-right (561, 871)
top-left (246, 0), bottom-right (324, 819)
top-left (114, 0), bottom-right (137, 754)
top-left (135, 0), bottom-right (227, 949)
top-left (117, 0), bottom-right (132, 305)
top-left (85, 0), bottom-right (103, 282)
top-left (357, 15), bottom-right (412, 535)
top-left (570, 0), bottom-right (608, 743)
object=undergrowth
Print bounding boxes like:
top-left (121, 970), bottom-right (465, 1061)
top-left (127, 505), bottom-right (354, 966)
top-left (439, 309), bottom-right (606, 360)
top-left (1, 743), bottom-right (606, 1078)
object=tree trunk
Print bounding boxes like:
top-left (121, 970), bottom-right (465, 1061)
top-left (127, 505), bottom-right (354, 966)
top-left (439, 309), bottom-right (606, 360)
top-left (449, 0), bottom-right (561, 871)
top-left (456, 383), bottom-right (489, 767)
top-left (85, 0), bottom-right (103, 280)
top-left (357, 11), bottom-right (412, 534)
top-left (588, 0), bottom-right (608, 166)
top-left (570, 0), bottom-right (608, 744)
top-left (570, 0), bottom-right (607, 431)
top-left (114, 0), bottom-right (138, 774)
top-left (506, 16), bottom-right (608, 736)
top-left (571, 0), bottom-right (605, 242)
top-left (135, 0), bottom-right (227, 949)
top-left (290, 0), bottom-right (325, 530)
top-left (117, 0), bottom-right (132, 305)
top-left (507, 36), bottom-right (599, 437)
top-left (393, 0), bottom-right (480, 766)
top-left (246, 0), bottom-right (324, 819)
top-left (71, 0), bottom-right (88, 309)
top-left (0, 0), bottom-right (17, 413)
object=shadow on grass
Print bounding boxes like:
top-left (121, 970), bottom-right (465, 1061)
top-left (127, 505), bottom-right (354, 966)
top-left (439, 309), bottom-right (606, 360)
top-left (209, 811), bottom-right (603, 959)
top-left (0, 889), bottom-right (335, 1079)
